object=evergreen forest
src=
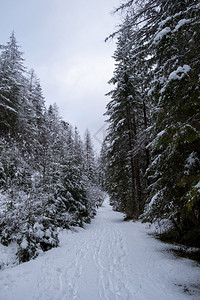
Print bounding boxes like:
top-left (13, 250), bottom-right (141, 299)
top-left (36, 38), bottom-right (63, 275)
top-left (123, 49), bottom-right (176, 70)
top-left (0, 33), bottom-right (105, 263)
top-left (103, 0), bottom-right (200, 247)
top-left (0, 0), bottom-right (200, 265)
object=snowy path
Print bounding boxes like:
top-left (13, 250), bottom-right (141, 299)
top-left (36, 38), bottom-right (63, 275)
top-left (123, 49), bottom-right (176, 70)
top-left (0, 199), bottom-right (200, 300)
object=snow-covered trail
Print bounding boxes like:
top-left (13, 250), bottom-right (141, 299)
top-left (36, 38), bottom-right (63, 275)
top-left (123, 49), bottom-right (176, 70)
top-left (0, 199), bottom-right (200, 300)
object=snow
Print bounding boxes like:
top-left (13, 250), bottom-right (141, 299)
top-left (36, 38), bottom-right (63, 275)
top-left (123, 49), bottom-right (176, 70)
top-left (195, 182), bottom-right (200, 189)
top-left (20, 238), bottom-right (28, 250)
top-left (184, 152), bottom-right (198, 175)
top-left (116, 119), bottom-right (125, 128)
top-left (159, 64), bottom-right (191, 95)
top-left (157, 129), bottom-right (166, 138)
top-left (0, 199), bottom-right (200, 300)
top-left (159, 17), bottom-right (171, 27)
top-left (147, 86), bottom-right (155, 96)
top-left (148, 191), bottom-right (160, 208)
top-left (168, 65), bottom-right (191, 81)
top-left (194, 182), bottom-right (200, 194)
top-left (0, 242), bottom-right (18, 269)
top-left (174, 19), bottom-right (191, 32)
top-left (154, 27), bottom-right (171, 43)
top-left (0, 103), bottom-right (18, 113)
top-left (147, 130), bottom-right (166, 149)
top-left (45, 229), bottom-right (51, 238)
top-left (151, 154), bottom-right (162, 167)
top-left (186, 152), bottom-right (197, 166)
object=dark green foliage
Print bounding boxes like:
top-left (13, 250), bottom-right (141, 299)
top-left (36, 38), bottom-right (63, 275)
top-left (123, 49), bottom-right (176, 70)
top-left (105, 0), bottom-right (200, 245)
top-left (105, 7), bottom-right (151, 220)
top-left (145, 0), bottom-right (200, 242)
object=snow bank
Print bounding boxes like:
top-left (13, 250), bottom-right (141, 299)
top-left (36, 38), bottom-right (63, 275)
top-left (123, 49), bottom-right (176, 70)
top-left (0, 201), bottom-right (199, 300)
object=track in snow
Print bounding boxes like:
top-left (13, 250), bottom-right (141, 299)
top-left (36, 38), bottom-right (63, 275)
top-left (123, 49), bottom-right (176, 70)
top-left (0, 198), bottom-right (200, 300)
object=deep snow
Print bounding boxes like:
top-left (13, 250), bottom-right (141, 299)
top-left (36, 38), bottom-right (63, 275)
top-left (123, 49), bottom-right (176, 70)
top-left (0, 198), bottom-right (200, 300)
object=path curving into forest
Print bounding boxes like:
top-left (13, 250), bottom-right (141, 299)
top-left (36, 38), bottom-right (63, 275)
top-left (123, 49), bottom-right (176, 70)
top-left (0, 198), bottom-right (200, 300)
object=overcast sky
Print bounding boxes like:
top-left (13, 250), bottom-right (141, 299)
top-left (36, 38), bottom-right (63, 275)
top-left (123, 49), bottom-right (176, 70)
top-left (0, 0), bottom-right (121, 151)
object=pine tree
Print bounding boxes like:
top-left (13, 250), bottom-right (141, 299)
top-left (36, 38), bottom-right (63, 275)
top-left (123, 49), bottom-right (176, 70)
top-left (98, 139), bottom-right (108, 191)
top-left (105, 14), bottom-right (150, 219)
top-left (84, 129), bottom-right (97, 183)
top-left (145, 0), bottom-right (200, 244)
top-left (0, 32), bottom-right (26, 137)
top-left (0, 33), bottom-right (104, 263)
top-left (105, 0), bottom-right (200, 244)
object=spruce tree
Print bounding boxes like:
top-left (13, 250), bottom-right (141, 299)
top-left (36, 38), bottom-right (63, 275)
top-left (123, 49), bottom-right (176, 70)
top-left (0, 33), bottom-right (104, 263)
top-left (105, 0), bottom-right (200, 243)
top-left (0, 32), bottom-right (26, 137)
top-left (145, 0), bottom-right (200, 243)
top-left (105, 13), bottom-right (150, 219)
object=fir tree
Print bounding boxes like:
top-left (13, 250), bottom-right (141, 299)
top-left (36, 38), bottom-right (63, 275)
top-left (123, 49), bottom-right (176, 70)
top-left (145, 0), bottom-right (200, 244)
top-left (0, 32), bottom-right (26, 137)
top-left (105, 0), bottom-right (200, 245)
